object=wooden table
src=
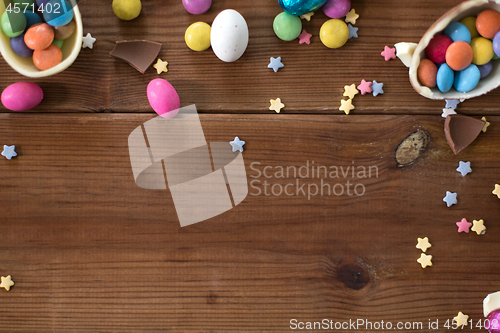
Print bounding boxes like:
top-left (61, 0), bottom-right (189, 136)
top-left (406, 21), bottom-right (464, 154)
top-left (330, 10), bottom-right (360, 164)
top-left (1, 0), bottom-right (500, 331)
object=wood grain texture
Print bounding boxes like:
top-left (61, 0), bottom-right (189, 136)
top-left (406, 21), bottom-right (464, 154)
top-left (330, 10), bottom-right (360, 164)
top-left (1, 0), bottom-right (500, 114)
top-left (0, 113), bottom-right (499, 332)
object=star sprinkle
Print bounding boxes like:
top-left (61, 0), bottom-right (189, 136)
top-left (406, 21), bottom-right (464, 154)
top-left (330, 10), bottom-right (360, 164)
top-left (493, 184), bottom-right (500, 198)
top-left (456, 218), bottom-right (472, 233)
top-left (269, 98), bottom-right (285, 113)
top-left (0, 275), bottom-right (14, 291)
top-left (472, 219), bottom-right (486, 235)
top-left (372, 80), bottom-right (384, 97)
top-left (345, 9), bottom-right (359, 24)
top-left (347, 24), bottom-right (358, 39)
top-left (443, 191), bottom-right (457, 207)
top-left (1, 145), bottom-right (17, 160)
top-left (268, 57), bottom-right (284, 72)
top-left (82, 33), bottom-right (96, 49)
top-left (300, 12), bottom-right (314, 21)
top-left (153, 58), bottom-right (168, 74)
top-left (339, 99), bottom-right (354, 115)
top-left (229, 137), bottom-right (245, 152)
top-left (298, 29), bottom-right (312, 45)
top-left (453, 312), bottom-right (469, 326)
top-left (343, 84), bottom-right (359, 100)
top-left (416, 237), bottom-right (432, 253)
top-left (381, 45), bottom-right (396, 61)
top-left (481, 117), bottom-right (490, 132)
top-left (445, 99), bottom-right (460, 109)
top-left (357, 79), bottom-right (372, 95)
top-left (456, 161), bottom-right (471, 176)
top-left (417, 253), bottom-right (433, 268)
top-left (441, 108), bottom-right (457, 118)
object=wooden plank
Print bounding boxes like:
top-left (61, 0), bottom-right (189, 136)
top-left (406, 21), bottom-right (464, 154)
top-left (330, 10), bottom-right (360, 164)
top-left (0, 113), bottom-right (498, 331)
top-left (1, 0), bottom-right (500, 114)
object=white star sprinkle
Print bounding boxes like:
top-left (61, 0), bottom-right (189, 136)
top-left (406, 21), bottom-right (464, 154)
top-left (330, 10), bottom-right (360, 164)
top-left (82, 33), bottom-right (96, 49)
top-left (229, 137), bottom-right (245, 152)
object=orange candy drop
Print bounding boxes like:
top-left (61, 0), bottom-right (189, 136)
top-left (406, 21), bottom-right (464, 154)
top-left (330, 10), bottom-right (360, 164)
top-left (33, 44), bottom-right (62, 71)
top-left (446, 41), bottom-right (473, 71)
top-left (417, 59), bottom-right (438, 88)
top-left (24, 23), bottom-right (54, 51)
top-left (476, 9), bottom-right (500, 39)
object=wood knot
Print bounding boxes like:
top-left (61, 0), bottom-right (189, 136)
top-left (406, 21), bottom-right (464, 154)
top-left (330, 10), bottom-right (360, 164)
top-left (395, 129), bottom-right (430, 167)
top-left (338, 263), bottom-right (370, 290)
top-left (206, 293), bottom-right (217, 304)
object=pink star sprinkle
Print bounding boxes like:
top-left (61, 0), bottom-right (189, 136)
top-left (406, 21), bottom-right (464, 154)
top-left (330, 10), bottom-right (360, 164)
top-left (456, 218), bottom-right (472, 233)
top-left (298, 29), bottom-right (312, 45)
top-left (381, 45), bottom-right (396, 61)
top-left (357, 79), bottom-right (372, 95)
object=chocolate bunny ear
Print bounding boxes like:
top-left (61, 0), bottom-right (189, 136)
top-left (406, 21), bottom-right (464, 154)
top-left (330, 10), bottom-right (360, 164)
top-left (110, 40), bottom-right (162, 74)
top-left (409, 0), bottom-right (500, 100)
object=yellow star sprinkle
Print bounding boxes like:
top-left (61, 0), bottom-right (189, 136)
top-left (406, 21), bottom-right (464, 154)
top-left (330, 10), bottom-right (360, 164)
top-left (416, 237), bottom-right (431, 252)
top-left (453, 312), bottom-right (469, 326)
top-left (269, 98), bottom-right (285, 113)
top-left (0, 275), bottom-right (14, 291)
top-left (482, 117), bottom-right (490, 132)
top-left (417, 253), bottom-right (432, 268)
top-left (345, 9), bottom-right (359, 25)
top-left (493, 184), bottom-right (500, 198)
top-left (339, 99), bottom-right (354, 115)
top-left (343, 84), bottom-right (359, 100)
top-left (153, 58), bottom-right (168, 74)
top-left (300, 12), bottom-right (314, 21)
top-left (472, 219), bottom-right (486, 235)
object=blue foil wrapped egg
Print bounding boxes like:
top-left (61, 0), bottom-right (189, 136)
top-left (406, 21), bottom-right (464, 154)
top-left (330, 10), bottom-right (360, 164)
top-left (278, 0), bottom-right (327, 16)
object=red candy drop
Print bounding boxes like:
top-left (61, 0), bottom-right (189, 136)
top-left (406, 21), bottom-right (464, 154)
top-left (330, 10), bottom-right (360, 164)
top-left (426, 35), bottom-right (453, 64)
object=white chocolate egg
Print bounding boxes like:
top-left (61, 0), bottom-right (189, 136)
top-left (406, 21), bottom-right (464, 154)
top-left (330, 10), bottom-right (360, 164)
top-left (210, 9), bottom-right (249, 62)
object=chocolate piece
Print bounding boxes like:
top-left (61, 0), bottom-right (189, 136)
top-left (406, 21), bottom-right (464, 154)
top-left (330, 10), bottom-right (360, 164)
top-left (444, 114), bottom-right (485, 154)
top-left (110, 40), bottom-right (162, 74)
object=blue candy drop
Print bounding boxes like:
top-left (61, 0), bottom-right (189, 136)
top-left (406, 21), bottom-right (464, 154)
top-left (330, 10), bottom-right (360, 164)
top-left (477, 61), bottom-right (493, 79)
top-left (436, 63), bottom-right (454, 93)
top-left (444, 22), bottom-right (471, 43)
top-left (9, 33), bottom-right (34, 58)
top-left (24, 11), bottom-right (42, 30)
top-left (43, 0), bottom-right (74, 27)
top-left (454, 64), bottom-right (480, 93)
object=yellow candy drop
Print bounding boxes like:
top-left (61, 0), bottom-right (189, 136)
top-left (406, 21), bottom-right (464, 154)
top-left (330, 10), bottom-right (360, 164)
top-left (320, 19), bottom-right (349, 49)
top-left (112, 0), bottom-right (142, 20)
top-left (471, 36), bottom-right (494, 65)
top-left (185, 22), bottom-right (211, 52)
top-left (460, 16), bottom-right (479, 39)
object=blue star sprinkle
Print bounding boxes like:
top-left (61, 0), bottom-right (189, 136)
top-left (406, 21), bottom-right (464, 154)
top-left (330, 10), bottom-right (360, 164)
top-left (456, 161), bottom-right (472, 176)
top-left (445, 99), bottom-right (460, 109)
top-left (347, 24), bottom-right (358, 39)
top-left (372, 80), bottom-right (384, 97)
top-left (229, 137), bottom-right (245, 152)
top-left (1, 145), bottom-right (17, 160)
top-left (443, 191), bottom-right (457, 207)
top-left (268, 57), bottom-right (284, 73)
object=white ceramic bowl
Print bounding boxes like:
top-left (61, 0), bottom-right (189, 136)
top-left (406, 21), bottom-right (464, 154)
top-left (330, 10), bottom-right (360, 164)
top-left (0, 0), bottom-right (82, 77)
top-left (409, 0), bottom-right (500, 100)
